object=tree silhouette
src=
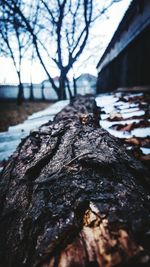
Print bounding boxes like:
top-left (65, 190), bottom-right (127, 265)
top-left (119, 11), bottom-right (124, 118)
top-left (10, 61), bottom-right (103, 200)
top-left (1, 0), bottom-right (122, 100)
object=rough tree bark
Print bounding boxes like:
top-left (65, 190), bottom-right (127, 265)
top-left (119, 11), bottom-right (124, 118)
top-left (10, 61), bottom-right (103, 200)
top-left (0, 95), bottom-right (150, 267)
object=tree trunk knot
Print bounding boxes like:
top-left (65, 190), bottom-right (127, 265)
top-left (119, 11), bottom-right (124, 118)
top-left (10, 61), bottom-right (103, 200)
top-left (79, 114), bottom-right (93, 125)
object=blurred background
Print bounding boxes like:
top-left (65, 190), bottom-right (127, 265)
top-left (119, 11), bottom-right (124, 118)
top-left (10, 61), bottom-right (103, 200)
top-left (0, 0), bottom-right (131, 112)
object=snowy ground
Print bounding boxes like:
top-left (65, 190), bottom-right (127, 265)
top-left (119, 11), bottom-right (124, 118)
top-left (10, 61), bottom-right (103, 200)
top-left (0, 100), bottom-right (69, 169)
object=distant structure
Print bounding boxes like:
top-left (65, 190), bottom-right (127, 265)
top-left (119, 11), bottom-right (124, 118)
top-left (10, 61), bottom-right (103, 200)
top-left (0, 74), bottom-right (96, 100)
top-left (0, 83), bottom-right (39, 100)
top-left (0, 83), bottom-right (47, 100)
top-left (76, 73), bottom-right (96, 95)
top-left (0, 81), bottom-right (58, 101)
top-left (96, 0), bottom-right (150, 93)
top-left (40, 74), bottom-right (96, 98)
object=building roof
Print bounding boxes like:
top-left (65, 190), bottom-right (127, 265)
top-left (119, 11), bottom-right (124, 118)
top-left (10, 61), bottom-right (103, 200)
top-left (97, 0), bottom-right (150, 70)
top-left (76, 73), bottom-right (96, 81)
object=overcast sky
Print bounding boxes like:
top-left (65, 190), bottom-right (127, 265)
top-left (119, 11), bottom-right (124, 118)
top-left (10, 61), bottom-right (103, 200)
top-left (0, 0), bottom-right (132, 84)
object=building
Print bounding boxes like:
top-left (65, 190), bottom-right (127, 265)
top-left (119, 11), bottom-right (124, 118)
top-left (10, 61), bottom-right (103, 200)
top-left (97, 0), bottom-right (150, 93)
top-left (76, 73), bottom-right (96, 95)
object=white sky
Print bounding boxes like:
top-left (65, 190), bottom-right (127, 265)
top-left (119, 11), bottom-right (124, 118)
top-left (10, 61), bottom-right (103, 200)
top-left (0, 0), bottom-right (132, 84)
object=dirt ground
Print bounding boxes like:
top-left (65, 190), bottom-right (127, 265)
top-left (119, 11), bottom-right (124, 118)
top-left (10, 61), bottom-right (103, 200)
top-left (0, 100), bottom-right (54, 132)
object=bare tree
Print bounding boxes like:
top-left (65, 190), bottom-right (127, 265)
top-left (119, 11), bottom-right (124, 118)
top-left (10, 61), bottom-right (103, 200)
top-left (36, 0), bottom-right (118, 99)
top-left (0, 1), bottom-right (32, 104)
top-left (37, 0), bottom-right (122, 99)
top-left (1, 0), bottom-right (122, 100)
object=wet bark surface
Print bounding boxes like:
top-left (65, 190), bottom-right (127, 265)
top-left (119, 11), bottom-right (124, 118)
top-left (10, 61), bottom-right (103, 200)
top-left (0, 95), bottom-right (150, 267)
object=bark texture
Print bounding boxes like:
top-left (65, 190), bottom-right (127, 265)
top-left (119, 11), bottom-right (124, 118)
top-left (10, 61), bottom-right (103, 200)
top-left (0, 95), bottom-right (150, 267)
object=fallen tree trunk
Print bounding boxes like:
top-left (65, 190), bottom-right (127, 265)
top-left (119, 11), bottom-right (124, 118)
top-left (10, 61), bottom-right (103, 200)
top-left (0, 95), bottom-right (150, 267)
